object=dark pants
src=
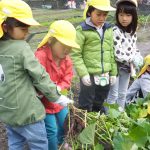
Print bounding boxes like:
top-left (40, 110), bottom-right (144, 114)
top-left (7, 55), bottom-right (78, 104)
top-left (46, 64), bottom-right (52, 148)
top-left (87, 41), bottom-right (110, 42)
top-left (79, 75), bottom-right (110, 112)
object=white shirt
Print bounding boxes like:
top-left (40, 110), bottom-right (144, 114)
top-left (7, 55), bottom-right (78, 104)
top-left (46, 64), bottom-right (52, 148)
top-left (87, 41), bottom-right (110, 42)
top-left (86, 17), bottom-right (104, 38)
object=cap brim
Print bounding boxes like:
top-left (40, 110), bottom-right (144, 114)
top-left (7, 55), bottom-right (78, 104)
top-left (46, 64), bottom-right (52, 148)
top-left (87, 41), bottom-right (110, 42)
top-left (38, 33), bottom-right (49, 48)
top-left (138, 65), bottom-right (147, 77)
top-left (94, 5), bottom-right (116, 11)
top-left (0, 26), bottom-right (3, 38)
top-left (57, 37), bottom-right (80, 49)
top-left (17, 18), bottom-right (40, 26)
top-left (38, 33), bottom-right (80, 49)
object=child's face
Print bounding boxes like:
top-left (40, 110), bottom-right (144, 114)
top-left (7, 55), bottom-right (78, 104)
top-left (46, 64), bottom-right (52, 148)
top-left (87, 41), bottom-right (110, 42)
top-left (118, 12), bottom-right (133, 27)
top-left (8, 26), bottom-right (29, 40)
top-left (51, 41), bottom-right (71, 59)
top-left (89, 9), bottom-right (108, 27)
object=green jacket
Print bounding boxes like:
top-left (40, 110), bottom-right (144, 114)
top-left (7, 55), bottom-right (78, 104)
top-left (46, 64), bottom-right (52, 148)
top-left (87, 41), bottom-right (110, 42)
top-left (0, 40), bottom-right (60, 126)
top-left (71, 22), bottom-right (117, 77)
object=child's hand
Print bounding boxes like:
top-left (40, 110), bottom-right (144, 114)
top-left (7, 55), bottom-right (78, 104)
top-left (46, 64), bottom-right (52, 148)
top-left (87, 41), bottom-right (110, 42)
top-left (132, 54), bottom-right (143, 69)
top-left (130, 63), bottom-right (136, 77)
top-left (81, 75), bottom-right (91, 86)
top-left (55, 95), bottom-right (74, 107)
top-left (110, 76), bottom-right (117, 85)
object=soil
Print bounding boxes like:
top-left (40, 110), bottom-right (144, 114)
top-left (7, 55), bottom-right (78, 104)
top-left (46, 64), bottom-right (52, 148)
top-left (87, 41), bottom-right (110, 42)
top-left (0, 122), bottom-right (7, 150)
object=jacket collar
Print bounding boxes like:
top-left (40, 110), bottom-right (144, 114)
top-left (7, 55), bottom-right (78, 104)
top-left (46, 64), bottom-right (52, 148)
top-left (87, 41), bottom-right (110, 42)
top-left (80, 20), bottom-right (112, 31)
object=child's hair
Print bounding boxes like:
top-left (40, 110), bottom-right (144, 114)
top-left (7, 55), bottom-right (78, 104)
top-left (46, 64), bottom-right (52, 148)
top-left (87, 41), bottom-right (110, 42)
top-left (48, 37), bottom-right (58, 46)
top-left (86, 6), bottom-right (96, 18)
top-left (116, 1), bottom-right (137, 36)
top-left (0, 17), bottom-right (29, 40)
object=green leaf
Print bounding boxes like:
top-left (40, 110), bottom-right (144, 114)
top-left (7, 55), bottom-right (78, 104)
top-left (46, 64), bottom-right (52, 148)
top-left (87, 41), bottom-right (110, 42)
top-left (138, 121), bottom-right (150, 136)
top-left (129, 126), bottom-right (148, 147)
top-left (139, 108), bottom-right (148, 118)
top-left (103, 102), bottom-right (119, 109)
top-left (94, 143), bottom-right (104, 150)
top-left (60, 89), bottom-right (68, 96)
top-left (78, 123), bottom-right (96, 145)
top-left (113, 132), bottom-right (134, 150)
top-left (108, 108), bottom-right (121, 119)
top-left (131, 144), bottom-right (138, 150)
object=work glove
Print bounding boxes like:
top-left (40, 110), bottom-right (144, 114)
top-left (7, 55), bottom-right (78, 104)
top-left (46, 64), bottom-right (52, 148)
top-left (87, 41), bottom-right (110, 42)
top-left (130, 63), bottom-right (136, 77)
top-left (81, 75), bottom-right (91, 86)
top-left (110, 76), bottom-right (117, 86)
top-left (55, 95), bottom-right (74, 107)
top-left (94, 75), bottom-right (100, 85)
top-left (132, 53), bottom-right (143, 69)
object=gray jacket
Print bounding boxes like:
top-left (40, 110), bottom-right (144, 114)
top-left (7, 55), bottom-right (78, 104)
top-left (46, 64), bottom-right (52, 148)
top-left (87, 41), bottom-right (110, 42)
top-left (126, 72), bottom-right (150, 102)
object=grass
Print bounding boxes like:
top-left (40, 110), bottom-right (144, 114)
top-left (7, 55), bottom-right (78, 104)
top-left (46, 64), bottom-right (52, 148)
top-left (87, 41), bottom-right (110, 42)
top-left (28, 8), bottom-right (150, 51)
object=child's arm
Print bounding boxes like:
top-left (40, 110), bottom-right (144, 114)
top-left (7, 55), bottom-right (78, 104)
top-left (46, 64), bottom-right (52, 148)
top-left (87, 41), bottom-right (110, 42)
top-left (126, 79), bottom-right (141, 103)
top-left (109, 28), bottom-right (117, 76)
top-left (130, 63), bottom-right (136, 77)
top-left (140, 76), bottom-right (150, 98)
top-left (22, 43), bottom-right (60, 102)
top-left (71, 26), bottom-right (88, 77)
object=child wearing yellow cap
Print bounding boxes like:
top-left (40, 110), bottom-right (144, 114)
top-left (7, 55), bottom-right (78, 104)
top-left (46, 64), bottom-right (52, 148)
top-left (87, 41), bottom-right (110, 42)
top-left (0, 0), bottom-right (72, 149)
top-left (126, 55), bottom-right (150, 103)
top-left (106, 0), bottom-right (143, 110)
top-left (35, 20), bottom-right (79, 150)
top-left (71, 0), bottom-right (117, 112)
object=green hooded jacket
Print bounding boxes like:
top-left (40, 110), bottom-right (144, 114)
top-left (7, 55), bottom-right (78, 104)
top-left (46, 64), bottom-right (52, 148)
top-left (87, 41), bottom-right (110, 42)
top-left (71, 22), bottom-right (117, 77)
top-left (0, 40), bottom-right (60, 126)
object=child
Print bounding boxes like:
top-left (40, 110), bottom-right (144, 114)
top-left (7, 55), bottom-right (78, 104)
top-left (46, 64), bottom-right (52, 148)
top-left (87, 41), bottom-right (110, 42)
top-left (106, 0), bottom-right (142, 110)
top-left (0, 0), bottom-right (71, 149)
top-left (126, 55), bottom-right (150, 103)
top-left (35, 20), bottom-right (79, 150)
top-left (71, 0), bottom-right (118, 112)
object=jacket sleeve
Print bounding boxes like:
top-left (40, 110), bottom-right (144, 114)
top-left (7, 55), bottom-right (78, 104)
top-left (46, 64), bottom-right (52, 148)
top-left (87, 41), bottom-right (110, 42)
top-left (71, 26), bottom-right (89, 77)
top-left (57, 57), bottom-right (73, 89)
top-left (22, 43), bottom-right (60, 102)
top-left (109, 28), bottom-right (118, 76)
top-left (35, 50), bottom-right (47, 70)
top-left (140, 76), bottom-right (150, 98)
top-left (126, 79), bottom-right (141, 102)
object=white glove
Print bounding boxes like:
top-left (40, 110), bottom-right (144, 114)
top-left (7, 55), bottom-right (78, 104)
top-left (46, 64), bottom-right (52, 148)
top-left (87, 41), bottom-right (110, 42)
top-left (110, 76), bottom-right (117, 86)
top-left (81, 75), bottom-right (91, 86)
top-left (132, 53), bottom-right (143, 69)
top-left (130, 63), bottom-right (136, 77)
top-left (94, 75), bottom-right (100, 85)
top-left (55, 95), bottom-right (74, 107)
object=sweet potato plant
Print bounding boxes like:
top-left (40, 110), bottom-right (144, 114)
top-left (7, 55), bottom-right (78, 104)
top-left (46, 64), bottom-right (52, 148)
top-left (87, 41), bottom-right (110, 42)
top-left (62, 94), bottom-right (150, 150)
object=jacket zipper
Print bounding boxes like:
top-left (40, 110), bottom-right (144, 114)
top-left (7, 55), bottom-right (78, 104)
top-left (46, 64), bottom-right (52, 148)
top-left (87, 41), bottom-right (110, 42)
top-left (98, 28), bottom-right (106, 74)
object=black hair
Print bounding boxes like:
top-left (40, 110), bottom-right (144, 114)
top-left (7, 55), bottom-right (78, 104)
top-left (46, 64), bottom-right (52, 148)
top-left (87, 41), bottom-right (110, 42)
top-left (116, 1), bottom-right (138, 36)
top-left (0, 17), bottom-right (29, 40)
top-left (49, 37), bottom-right (58, 46)
top-left (86, 6), bottom-right (96, 18)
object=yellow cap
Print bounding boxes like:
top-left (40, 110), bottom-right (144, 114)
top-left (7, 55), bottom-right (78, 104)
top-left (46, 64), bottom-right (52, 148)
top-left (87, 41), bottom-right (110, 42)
top-left (0, 0), bottom-right (40, 38)
top-left (138, 55), bottom-right (150, 77)
top-left (83, 0), bottom-right (116, 19)
top-left (38, 20), bottom-right (80, 49)
top-left (116, 0), bottom-right (138, 7)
